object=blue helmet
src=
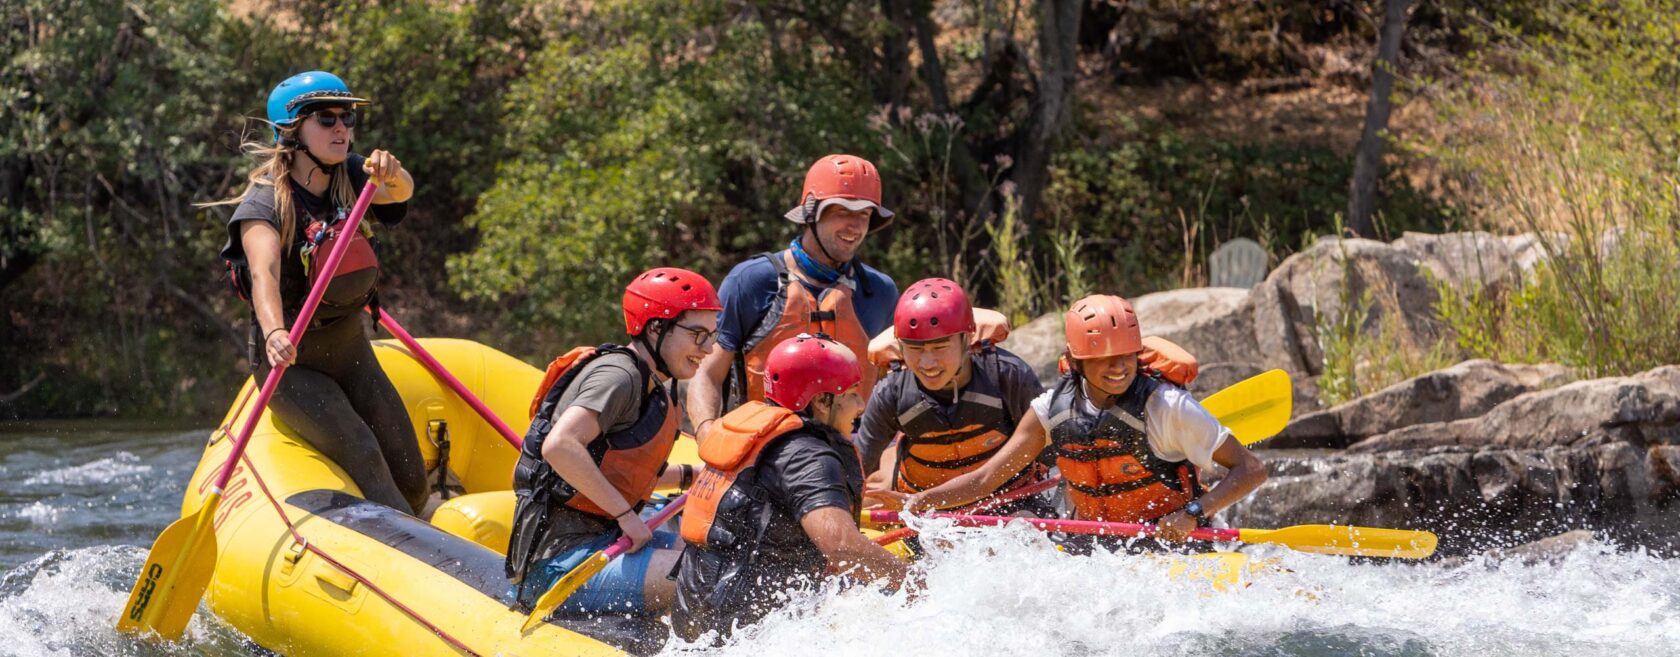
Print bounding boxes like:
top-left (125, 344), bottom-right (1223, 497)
top-left (265, 71), bottom-right (368, 140)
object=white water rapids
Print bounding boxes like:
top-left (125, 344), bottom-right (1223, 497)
top-left (2, 424), bottom-right (1676, 657)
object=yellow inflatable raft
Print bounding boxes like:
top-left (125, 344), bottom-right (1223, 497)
top-left (185, 338), bottom-right (666, 657)
top-left (185, 338), bottom-right (1263, 656)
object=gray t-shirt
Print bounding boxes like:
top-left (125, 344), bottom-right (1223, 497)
top-left (550, 351), bottom-right (647, 435)
top-left (539, 350), bottom-right (657, 553)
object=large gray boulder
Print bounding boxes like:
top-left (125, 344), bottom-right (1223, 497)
top-left (1131, 287), bottom-right (1249, 338)
top-left (1272, 360), bottom-right (1571, 449)
top-left (1127, 238), bottom-right (1446, 399)
top-left (1350, 366), bottom-right (1680, 452)
top-left (1392, 231), bottom-right (1520, 289)
top-left (1228, 441), bottom-right (1680, 556)
top-left (1006, 312), bottom-right (1065, 386)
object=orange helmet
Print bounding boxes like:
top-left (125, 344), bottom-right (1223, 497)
top-left (782, 154), bottom-right (894, 231)
top-left (1064, 294), bottom-right (1143, 359)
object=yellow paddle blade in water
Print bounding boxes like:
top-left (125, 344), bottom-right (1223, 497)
top-left (1200, 369), bottom-right (1292, 446)
top-left (522, 551), bottom-right (610, 633)
top-left (1238, 524), bottom-right (1439, 559)
top-left (116, 499), bottom-right (221, 640)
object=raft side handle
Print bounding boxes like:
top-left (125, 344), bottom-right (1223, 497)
top-left (314, 562), bottom-right (360, 596)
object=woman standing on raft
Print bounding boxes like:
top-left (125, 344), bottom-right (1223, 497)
top-left (215, 71), bottom-right (426, 515)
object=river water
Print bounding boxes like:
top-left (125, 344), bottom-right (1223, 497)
top-left (2, 421), bottom-right (1677, 657)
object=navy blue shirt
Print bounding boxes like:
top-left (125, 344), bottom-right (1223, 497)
top-left (714, 252), bottom-right (898, 352)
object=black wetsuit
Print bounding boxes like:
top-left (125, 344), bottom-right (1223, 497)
top-left (220, 153), bottom-right (427, 514)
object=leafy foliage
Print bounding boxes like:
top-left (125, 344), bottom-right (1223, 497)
top-left (1419, 0), bottom-right (1680, 378)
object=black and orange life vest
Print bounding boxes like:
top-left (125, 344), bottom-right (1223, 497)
top-left (1043, 374), bottom-right (1203, 523)
top-left (679, 401), bottom-right (812, 549)
top-left (729, 251), bottom-right (876, 408)
top-left (890, 346), bottom-right (1043, 494)
top-left (506, 345), bottom-right (678, 583)
top-left (672, 401), bottom-right (864, 643)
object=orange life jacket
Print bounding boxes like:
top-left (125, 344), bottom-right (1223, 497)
top-left (680, 401), bottom-right (810, 548)
top-left (890, 346), bottom-right (1043, 494)
top-left (1043, 374), bottom-right (1204, 523)
top-left (731, 251), bottom-right (876, 408)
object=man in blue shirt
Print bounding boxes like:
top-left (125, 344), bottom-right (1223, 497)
top-left (687, 154), bottom-right (900, 433)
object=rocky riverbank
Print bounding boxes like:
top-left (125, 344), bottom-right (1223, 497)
top-left (1005, 231), bottom-right (1680, 557)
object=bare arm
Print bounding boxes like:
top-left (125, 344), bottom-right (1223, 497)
top-left (1154, 434), bottom-right (1268, 542)
top-left (363, 149), bottom-right (415, 204)
top-left (239, 220), bottom-right (294, 367)
top-left (1195, 436), bottom-right (1267, 516)
top-left (541, 405), bottom-right (652, 550)
top-left (800, 506), bottom-right (907, 587)
top-left (654, 462), bottom-right (693, 492)
top-left (686, 346), bottom-right (733, 437)
top-left (905, 408), bottom-right (1051, 512)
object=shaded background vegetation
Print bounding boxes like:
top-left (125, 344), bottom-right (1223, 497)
top-left (2, 0), bottom-right (1667, 418)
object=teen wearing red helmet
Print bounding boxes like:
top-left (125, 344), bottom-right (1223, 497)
top-left (855, 279), bottom-right (1051, 517)
top-left (884, 294), bottom-right (1267, 551)
top-left (507, 267), bottom-right (721, 617)
top-left (673, 334), bottom-right (908, 643)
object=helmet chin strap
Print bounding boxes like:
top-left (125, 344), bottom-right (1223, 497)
top-left (802, 197), bottom-right (844, 269)
top-left (283, 131), bottom-right (343, 189)
top-left (636, 321), bottom-right (677, 395)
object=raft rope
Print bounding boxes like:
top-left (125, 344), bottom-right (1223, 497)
top-left (236, 449), bottom-right (488, 657)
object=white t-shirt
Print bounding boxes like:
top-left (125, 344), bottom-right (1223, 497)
top-left (1029, 382), bottom-right (1229, 471)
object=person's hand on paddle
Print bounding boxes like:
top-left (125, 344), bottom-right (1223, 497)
top-left (264, 327), bottom-right (297, 367)
top-left (863, 489), bottom-right (908, 512)
top-left (615, 509), bottom-right (654, 553)
top-left (1154, 510), bottom-right (1197, 542)
top-left (362, 149), bottom-right (403, 187)
top-left (362, 149), bottom-right (413, 203)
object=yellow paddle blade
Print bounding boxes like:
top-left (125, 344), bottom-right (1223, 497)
top-left (1239, 524), bottom-right (1438, 559)
top-left (1200, 369), bottom-right (1292, 445)
top-left (521, 550), bottom-right (610, 632)
top-left (115, 504), bottom-right (219, 639)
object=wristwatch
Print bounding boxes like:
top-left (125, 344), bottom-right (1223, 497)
top-left (1183, 499), bottom-right (1208, 523)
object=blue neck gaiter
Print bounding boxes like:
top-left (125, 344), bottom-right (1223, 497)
top-left (788, 237), bottom-right (852, 286)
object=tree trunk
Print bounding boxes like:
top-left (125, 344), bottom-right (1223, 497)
top-left (1009, 0), bottom-right (1080, 227)
top-left (1346, 0), bottom-right (1412, 238)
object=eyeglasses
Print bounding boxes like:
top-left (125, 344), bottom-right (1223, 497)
top-left (311, 110), bottom-right (358, 129)
top-left (670, 322), bottom-right (717, 347)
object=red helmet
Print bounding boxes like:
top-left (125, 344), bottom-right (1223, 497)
top-left (894, 278), bottom-right (976, 342)
top-left (763, 334), bottom-right (861, 412)
top-left (622, 267), bottom-right (722, 336)
top-left (782, 154), bottom-right (895, 231)
top-left (1064, 294), bottom-right (1143, 359)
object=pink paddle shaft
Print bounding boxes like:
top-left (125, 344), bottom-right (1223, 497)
top-left (209, 181), bottom-right (381, 493)
top-left (372, 308), bottom-right (524, 450)
top-left (867, 509), bottom-right (1240, 542)
top-left (873, 474), bottom-right (1063, 545)
top-left (602, 494), bottom-right (688, 559)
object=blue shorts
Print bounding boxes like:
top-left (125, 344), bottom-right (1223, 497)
top-left (516, 529), bottom-right (679, 614)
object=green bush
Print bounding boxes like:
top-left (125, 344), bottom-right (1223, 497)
top-left (446, 0), bottom-right (877, 351)
top-left (1420, 0), bottom-right (1680, 378)
top-left (1043, 117), bottom-right (1448, 297)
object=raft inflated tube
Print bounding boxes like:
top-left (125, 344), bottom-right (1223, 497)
top-left (186, 338), bottom-right (639, 656)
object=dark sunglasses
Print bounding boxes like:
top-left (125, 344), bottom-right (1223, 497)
top-left (670, 322), bottom-right (718, 347)
top-left (310, 109), bottom-right (358, 129)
